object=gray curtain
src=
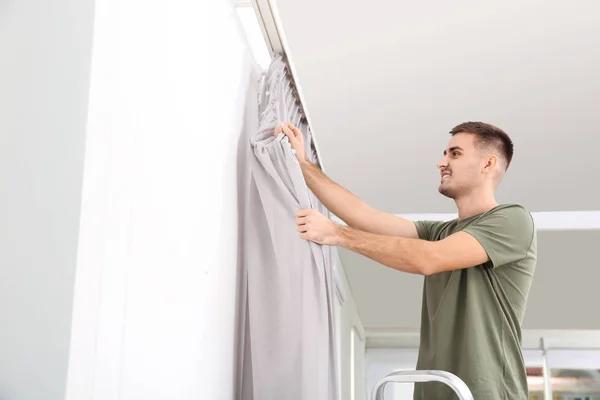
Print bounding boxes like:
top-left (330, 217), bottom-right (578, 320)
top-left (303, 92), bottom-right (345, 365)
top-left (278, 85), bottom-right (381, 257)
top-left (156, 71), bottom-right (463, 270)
top-left (237, 55), bottom-right (338, 400)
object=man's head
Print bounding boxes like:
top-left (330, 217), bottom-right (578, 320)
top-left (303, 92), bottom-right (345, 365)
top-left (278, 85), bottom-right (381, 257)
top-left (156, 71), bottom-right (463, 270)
top-left (437, 121), bottom-right (514, 199)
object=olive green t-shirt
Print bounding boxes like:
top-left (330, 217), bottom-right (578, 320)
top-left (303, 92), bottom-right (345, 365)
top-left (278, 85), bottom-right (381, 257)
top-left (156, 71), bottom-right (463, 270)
top-left (413, 204), bottom-right (536, 400)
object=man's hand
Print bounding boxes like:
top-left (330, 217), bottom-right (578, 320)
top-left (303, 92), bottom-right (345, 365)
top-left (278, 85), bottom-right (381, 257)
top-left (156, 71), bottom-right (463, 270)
top-left (274, 122), bottom-right (309, 165)
top-left (296, 209), bottom-right (341, 246)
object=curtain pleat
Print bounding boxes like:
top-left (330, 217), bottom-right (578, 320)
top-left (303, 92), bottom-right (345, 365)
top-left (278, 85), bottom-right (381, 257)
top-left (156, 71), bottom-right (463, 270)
top-left (238, 55), bottom-right (338, 400)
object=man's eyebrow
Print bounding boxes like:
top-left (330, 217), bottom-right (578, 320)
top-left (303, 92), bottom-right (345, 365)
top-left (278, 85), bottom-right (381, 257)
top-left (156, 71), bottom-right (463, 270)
top-left (443, 146), bottom-right (464, 155)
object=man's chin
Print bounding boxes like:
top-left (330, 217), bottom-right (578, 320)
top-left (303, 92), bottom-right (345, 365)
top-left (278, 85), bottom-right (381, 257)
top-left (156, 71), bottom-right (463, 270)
top-left (438, 185), bottom-right (454, 199)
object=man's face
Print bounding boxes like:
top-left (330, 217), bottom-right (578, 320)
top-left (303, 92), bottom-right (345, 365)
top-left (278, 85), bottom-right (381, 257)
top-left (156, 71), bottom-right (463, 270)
top-left (437, 132), bottom-right (485, 199)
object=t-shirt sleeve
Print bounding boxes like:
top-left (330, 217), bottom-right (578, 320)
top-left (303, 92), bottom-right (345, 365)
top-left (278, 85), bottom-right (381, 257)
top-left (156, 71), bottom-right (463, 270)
top-left (462, 205), bottom-right (535, 268)
top-left (414, 220), bottom-right (442, 241)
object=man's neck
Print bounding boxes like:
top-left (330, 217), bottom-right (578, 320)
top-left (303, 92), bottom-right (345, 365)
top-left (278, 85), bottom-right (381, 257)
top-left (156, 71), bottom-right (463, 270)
top-left (455, 190), bottom-right (499, 220)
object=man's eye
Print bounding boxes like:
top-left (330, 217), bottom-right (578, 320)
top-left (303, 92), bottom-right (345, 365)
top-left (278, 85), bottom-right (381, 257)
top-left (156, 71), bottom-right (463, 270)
top-left (453, 152), bottom-right (460, 156)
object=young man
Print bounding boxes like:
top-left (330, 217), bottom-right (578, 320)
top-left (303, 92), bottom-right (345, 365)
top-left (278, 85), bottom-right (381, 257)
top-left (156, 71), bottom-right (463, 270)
top-left (274, 121), bottom-right (536, 400)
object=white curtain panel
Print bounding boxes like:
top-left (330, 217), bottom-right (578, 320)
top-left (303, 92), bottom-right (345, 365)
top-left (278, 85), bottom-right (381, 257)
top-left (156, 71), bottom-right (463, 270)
top-left (238, 55), bottom-right (338, 400)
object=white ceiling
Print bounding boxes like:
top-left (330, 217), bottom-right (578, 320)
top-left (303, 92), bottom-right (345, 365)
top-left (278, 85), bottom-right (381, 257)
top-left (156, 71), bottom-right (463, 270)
top-left (267, 0), bottom-right (600, 329)
top-left (275, 0), bottom-right (600, 213)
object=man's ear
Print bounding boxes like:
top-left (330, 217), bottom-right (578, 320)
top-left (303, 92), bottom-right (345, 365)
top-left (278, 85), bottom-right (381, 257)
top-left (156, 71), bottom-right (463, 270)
top-left (482, 154), bottom-right (498, 173)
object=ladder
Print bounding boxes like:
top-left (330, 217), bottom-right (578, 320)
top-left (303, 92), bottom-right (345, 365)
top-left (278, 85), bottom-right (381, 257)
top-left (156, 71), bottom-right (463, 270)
top-left (372, 370), bottom-right (474, 400)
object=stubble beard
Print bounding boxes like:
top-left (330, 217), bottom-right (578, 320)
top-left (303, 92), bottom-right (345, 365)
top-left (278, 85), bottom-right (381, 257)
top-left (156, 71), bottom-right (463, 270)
top-left (438, 180), bottom-right (462, 199)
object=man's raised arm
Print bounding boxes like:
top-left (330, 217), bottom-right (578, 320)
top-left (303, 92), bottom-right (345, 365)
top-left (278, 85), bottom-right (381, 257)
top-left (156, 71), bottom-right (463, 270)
top-left (276, 122), bottom-right (418, 239)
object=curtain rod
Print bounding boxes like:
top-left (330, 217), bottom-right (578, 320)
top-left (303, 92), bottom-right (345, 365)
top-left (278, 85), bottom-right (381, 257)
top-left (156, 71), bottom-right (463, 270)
top-left (249, 0), bottom-right (326, 170)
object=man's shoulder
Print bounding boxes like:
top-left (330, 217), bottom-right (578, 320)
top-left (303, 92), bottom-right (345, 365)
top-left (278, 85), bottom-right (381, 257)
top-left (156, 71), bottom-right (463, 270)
top-left (489, 203), bottom-right (530, 214)
top-left (462, 203), bottom-right (537, 267)
top-left (464, 203), bottom-right (535, 237)
top-left (416, 204), bottom-right (534, 241)
top-left (477, 203), bottom-right (534, 226)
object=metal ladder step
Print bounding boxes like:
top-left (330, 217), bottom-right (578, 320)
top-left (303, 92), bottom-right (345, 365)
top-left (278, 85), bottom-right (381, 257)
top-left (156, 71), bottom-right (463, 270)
top-left (372, 370), bottom-right (474, 400)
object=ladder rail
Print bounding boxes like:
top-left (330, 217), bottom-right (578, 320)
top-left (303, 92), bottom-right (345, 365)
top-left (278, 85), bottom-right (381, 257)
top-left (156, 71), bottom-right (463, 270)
top-left (372, 370), bottom-right (474, 400)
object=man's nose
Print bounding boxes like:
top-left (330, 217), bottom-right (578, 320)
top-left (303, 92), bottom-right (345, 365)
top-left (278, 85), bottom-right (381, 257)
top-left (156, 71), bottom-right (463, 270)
top-left (437, 157), bottom-right (447, 170)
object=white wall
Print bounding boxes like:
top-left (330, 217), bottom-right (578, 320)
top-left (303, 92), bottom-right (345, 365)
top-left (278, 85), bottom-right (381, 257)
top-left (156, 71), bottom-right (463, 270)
top-left (0, 1), bottom-right (365, 399)
top-left (66, 0), bottom-right (262, 399)
top-left (0, 0), bottom-right (94, 399)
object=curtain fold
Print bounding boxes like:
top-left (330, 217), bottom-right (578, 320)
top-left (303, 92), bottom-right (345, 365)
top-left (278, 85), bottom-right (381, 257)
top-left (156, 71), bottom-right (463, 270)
top-left (238, 55), bottom-right (338, 400)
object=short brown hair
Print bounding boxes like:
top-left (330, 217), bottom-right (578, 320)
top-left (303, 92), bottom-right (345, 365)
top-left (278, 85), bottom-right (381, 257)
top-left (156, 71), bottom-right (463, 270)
top-left (450, 121), bottom-right (514, 170)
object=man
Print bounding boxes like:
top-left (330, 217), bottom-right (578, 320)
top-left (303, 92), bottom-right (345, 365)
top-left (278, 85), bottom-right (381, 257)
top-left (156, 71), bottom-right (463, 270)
top-left (274, 121), bottom-right (536, 400)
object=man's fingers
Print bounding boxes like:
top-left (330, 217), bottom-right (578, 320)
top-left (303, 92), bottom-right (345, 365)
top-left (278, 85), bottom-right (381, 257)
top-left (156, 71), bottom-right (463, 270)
top-left (288, 124), bottom-right (302, 138)
top-left (274, 122), bottom-right (290, 136)
top-left (275, 122), bottom-right (302, 140)
top-left (296, 209), bottom-right (310, 218)
top-left (274, 122), bottom-right (294, 136)
top-left (282, 125), bottom-right (297, 141)
top-left (284, 122), bottom-right (302, 138)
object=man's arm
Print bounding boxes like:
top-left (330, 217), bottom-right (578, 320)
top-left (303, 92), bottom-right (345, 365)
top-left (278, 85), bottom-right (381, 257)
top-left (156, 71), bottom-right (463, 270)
top-left (276, 122), bottom-right (418, 239)
top-left (336, 225), bottom-right (489, 275)
top-left (300, 156), bottom-right (418, 239)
